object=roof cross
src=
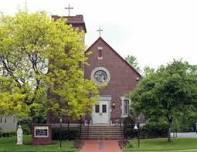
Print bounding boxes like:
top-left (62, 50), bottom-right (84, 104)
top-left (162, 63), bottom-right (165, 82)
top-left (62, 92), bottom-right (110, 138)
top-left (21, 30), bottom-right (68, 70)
top-left (97, 27), bottom-right (103, 37)
top-left (65, 4), bottom-right (74, 16)
top-left (24, 0), bottom-right (28, 11)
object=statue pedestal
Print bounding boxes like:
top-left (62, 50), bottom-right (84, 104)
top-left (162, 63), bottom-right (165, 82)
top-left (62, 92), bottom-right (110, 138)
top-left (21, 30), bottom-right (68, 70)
top-left (32, 124), bottom-right (52, 145)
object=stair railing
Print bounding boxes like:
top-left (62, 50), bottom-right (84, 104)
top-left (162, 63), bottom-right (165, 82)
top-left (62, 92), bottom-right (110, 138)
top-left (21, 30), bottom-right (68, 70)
top-left (87, 119), bottom-right (90, 139)
top-left (79, 116), bottom-right (82, 139)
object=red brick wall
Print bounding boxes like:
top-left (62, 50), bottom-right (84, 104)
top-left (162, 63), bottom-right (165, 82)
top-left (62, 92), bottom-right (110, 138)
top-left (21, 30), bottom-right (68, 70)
top-left (51, 15), bottom-right (86, 33)
top-left (85, 38), bottom-right (140, 120)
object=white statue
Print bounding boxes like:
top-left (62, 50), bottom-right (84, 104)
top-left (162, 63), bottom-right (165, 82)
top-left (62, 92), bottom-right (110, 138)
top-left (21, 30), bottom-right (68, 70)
top-left (16, 125), bottom-right (23, 145)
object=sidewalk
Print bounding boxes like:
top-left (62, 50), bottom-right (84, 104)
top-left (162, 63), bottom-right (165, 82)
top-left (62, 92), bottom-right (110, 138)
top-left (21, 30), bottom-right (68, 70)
top-left (171, 132), bottom-right (197, 138)
top-left (80, 140), bottom-right (122, 152)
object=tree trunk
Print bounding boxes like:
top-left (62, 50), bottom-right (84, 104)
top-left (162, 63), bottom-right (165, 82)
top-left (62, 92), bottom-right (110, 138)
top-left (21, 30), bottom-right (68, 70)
top-left (168, 117), bottom-right (173, 142)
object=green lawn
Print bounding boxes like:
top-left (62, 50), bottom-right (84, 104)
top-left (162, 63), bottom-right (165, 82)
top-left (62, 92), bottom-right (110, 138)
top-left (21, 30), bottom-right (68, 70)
top-left (124, 138), bottom-right (197, 152)
top-left (0, 135), bottom-right (78, 152)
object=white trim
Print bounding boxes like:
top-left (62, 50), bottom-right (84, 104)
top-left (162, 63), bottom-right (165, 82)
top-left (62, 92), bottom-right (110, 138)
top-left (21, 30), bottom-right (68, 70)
top-left (91, 67), bottom-right (110, 86)
top-left (121, 96), bottom-right (130, 118)
top-left (99, 95), bottom-right (112, 101)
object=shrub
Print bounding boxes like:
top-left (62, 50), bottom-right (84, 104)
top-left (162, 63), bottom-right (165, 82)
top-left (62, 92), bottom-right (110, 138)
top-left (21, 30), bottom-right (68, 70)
top-left (18, 118), bottom-right (32, 135)
top-left (0, 132), bottom-right (16, 138)
top-left (140, 123), bottom-right (168, 138)
top-left (123, 116), bottom-right (168, 139)
top-left (52, 127), bottom-right (80, 140)
top-left (123, 116), bottom-right (136, 139)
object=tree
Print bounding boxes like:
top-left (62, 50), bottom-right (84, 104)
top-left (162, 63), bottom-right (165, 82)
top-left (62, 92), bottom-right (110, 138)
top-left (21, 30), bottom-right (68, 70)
top-left (125, 55), bottom-right (140, 72)
top-left (131, 60), bottom-right (197, 142)
top-left (0, 11), bottom-right (98, 120)
top-left (143, 66), bottom-right (154, 77)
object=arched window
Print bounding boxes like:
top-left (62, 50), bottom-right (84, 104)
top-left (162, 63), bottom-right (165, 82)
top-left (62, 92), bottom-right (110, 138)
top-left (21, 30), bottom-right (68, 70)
top-left (97, 47), bottom-right (103, 59)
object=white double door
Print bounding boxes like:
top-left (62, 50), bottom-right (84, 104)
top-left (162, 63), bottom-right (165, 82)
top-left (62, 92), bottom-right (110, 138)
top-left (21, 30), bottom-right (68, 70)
top-left (92, 100), bottom-right (110, 124)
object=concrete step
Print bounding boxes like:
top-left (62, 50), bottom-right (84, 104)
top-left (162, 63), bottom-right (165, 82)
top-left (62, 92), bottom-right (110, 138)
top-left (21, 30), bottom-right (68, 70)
top-left (81, 130), bottom-right (122, 133)
top-left (82, 128), bottom-right (123, 130)
top-left (80, 136), bottom-right (123, 140)
top-left (81, 133), bottom-right (122, 136)
top-left (80, 126), bottom-right (123, 139)
top-left (81, 134), bottom-right (123, 137)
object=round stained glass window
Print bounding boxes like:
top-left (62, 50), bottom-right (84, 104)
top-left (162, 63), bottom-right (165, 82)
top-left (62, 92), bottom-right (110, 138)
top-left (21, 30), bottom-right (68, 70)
top-left (91, 67), bottom-right (110, 85)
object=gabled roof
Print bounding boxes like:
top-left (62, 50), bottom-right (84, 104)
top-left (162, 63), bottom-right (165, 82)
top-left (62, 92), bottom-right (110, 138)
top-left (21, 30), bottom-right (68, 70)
top-left (85, 37), bottom-right (141, 77)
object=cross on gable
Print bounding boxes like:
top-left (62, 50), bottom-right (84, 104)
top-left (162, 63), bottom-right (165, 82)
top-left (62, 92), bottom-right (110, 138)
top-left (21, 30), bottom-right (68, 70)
top-left (97, 27), bottom-right (103, 37)
top-left (65, 4), bottom-right (74, 16)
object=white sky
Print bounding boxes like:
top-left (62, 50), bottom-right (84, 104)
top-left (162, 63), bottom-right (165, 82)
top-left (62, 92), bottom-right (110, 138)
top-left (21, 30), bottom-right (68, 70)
top-left (1, 0), bottom-right (197, 69)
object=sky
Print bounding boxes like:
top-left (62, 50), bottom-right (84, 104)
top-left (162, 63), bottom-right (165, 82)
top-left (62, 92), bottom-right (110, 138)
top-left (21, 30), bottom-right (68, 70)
top-left (1, 0), bottom-right (197, 69)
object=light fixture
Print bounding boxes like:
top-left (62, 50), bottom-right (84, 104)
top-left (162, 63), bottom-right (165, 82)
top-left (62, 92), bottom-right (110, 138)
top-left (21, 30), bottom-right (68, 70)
top-left (59, 118), bottom-right (62, 123)
top-left (112, 102), bottom-right (116, 108)
top-left (134, 124), bottom-right (138, 130)
top-left (136, 77), bottom-right (140, 81)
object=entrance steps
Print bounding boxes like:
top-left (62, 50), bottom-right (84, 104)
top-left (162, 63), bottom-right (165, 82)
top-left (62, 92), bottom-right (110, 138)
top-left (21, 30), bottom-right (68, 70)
top-left (80, 125), bottom-right (123, 140)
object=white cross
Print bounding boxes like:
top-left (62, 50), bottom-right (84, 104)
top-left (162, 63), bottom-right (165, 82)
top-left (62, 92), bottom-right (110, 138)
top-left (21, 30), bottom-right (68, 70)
top-left (97, 27), bottom-right (103, 37)
top-left (24, 0), bottom-right (28, 11)
top-left (65, 4), bottom-right (74, 16)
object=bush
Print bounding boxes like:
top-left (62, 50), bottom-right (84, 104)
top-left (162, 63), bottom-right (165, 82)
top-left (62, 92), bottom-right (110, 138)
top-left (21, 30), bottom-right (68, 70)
top-left (140, 123), bottom-right (168, 138)
top-left (18, 118), bottom-right (32, 135)
top-left (17, 116), bottom-right (47, 135)
top-left (0, 132), bottom-right (16, 138)
top-left (52, 127), bottom-right (80, 140)
top-left (123, 116), bottom-right (136, 139)
top-left (123, 116), bottom-right (168, 139)
top-left (21, 124), bottom-right (31, 135)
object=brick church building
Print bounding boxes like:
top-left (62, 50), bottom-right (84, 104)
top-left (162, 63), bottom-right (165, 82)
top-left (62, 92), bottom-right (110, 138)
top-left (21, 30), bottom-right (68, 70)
top-left (50, 14), bottom-right (141, 126)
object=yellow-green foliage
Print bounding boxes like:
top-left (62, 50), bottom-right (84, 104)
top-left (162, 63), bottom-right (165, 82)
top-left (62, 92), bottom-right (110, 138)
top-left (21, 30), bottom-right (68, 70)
top-left (0, 11), bottom-right (98, 119)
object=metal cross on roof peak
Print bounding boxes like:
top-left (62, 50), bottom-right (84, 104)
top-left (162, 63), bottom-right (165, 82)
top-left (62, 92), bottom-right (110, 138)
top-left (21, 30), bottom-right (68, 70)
top-left (65, 4), bottom-right (74, 16)
top-left (97, 27), bottom-right (103, 37)
top-left (24, 0), bottom-right (28, 11)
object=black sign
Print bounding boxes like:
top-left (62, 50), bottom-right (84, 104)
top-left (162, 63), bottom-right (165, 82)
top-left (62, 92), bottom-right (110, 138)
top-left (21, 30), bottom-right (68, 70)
top-left (34, 127), bottom-right (48, 137)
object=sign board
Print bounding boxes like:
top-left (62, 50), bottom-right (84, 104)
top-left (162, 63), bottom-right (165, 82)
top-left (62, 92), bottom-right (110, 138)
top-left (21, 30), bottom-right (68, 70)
top-left (32, 125), bottom-right (52, 145)
top-left (34, 126), bottom-right (49, 138)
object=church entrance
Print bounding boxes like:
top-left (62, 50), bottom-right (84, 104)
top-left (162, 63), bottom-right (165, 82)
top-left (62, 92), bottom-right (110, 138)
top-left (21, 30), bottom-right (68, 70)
top-left (92, 100), bottom-right (111, 125)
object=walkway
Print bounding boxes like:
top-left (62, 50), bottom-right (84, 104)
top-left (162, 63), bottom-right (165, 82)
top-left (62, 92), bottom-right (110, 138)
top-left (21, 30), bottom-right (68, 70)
top-left (80, 140), bottom-right (122, 152)
top-left (171, 132), bottom-right (197, 138)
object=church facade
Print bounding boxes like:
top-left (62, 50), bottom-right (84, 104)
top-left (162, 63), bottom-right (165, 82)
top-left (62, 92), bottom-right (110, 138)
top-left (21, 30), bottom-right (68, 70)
top-left (85, 37), bottom-right (140, 125)
top-left (50, 14), bottom-right (140, 126)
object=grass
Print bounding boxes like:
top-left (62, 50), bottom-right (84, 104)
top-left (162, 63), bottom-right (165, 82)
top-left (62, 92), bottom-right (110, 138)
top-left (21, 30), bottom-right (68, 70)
top-left (124, 138), bottom-right (197, 152)
top-left (1, 136), bottom-right (197, 152)
top-left (0, 135), bottom-right (78, 152)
